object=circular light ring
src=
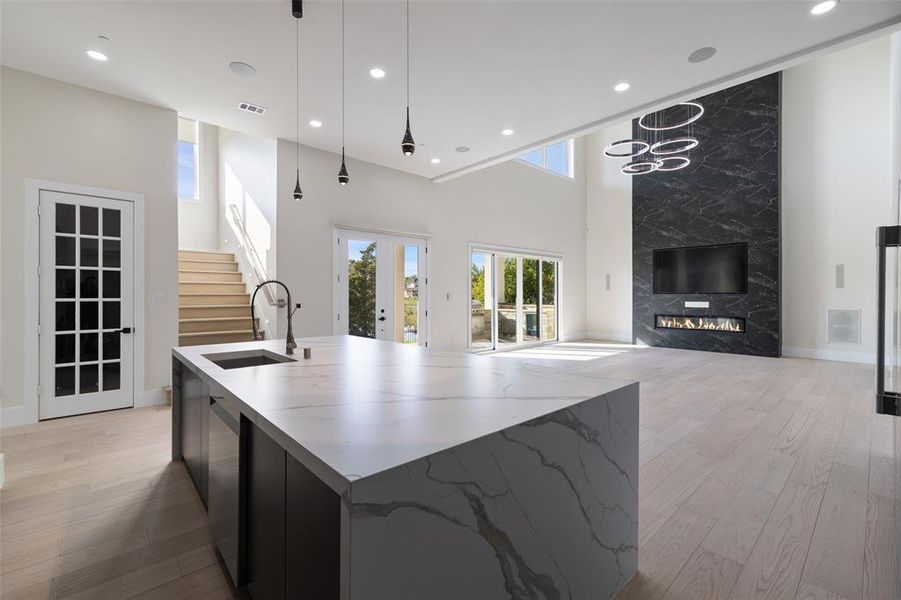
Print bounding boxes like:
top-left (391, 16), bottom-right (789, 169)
top-left (639, 102), bottom-right (704, 131)
top-left (604, 139), bottom-right (650, 158)
top-left (650, 137), bottom-right (699, 155)
top-left (655, 156), bottom-right (691, 172)
top-left (621, 158), bottom-right (662, 176)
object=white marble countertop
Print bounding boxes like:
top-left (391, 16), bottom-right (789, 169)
top-left (173, 336), bottom-right (636, 493)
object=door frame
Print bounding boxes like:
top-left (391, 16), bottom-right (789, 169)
top-left (331, 223), bottom-right (431, 347)
top-left (24, 179), bottom-right (145, 424)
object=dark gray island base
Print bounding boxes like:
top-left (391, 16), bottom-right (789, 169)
top-left (171, 336), bottom-right (639, 600)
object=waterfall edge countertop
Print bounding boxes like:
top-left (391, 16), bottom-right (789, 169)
top-left (173, 335), bottom-right (637, 494)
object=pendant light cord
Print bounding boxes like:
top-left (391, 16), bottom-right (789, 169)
top-left (341, 0), bottom-right (345, 152)
top-left (296, 15), bottom-right (300, 172)
top-left (406, 0), bottom-right (410, 109)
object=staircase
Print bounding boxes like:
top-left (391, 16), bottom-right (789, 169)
top-left (178, 250), bottom-right (259, 346)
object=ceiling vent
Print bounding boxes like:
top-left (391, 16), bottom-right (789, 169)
top-left (237, 101), bottom-right (267, 115)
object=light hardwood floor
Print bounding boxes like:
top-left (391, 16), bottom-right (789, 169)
top-left (1, 342), bottom-right (898, 599)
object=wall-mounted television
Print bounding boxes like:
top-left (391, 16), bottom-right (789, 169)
top-left (653, 243), bottom-right (748, 294)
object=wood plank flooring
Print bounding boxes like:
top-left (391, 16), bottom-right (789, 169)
top-left (0, 341), bottom-right (898, 599)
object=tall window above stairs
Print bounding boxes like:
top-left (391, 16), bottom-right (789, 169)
top-left (177, 117), bottom-right (200, 202)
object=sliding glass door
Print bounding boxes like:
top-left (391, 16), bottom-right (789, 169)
top-left (470, 249), bottom-right (560, 351)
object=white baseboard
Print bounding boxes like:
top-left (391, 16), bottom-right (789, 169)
top-left (137, 389), bottom-right (168, 408)
top-left (584, 331), bottom-right (634, 344)
top-left (0, 406), bottom-right (26, 429)
top-left (782, 346), bottom-right (875, 365)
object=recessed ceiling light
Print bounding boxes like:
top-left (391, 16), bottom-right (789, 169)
top-left (309, 120), bottom-right (323, 128)
top-left (688, 46), bottom-right (717, 64)
top-left (228, 61), bottom-right (256, 77)
top-left (811, 0), bottom-right (837, 15)
top-left (86, 49), bottom-right (108, 62)
top-left (430, 157), bottom-right (441, 164)
top-left (455, 146), bottom-right (470, 153)
top-left (501, 129), bottom-right (514, 136)
top-left (369, 67), bottom-right (386, 79)
top-left (614, 82), bottom-right (631, 93)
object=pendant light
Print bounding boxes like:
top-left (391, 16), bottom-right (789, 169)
top-left (337, 0), bottom-right (350, 185)
top-left (400, 0), bottom-right (415, 156)
top-left (292, 0), bottom-right (304, 201)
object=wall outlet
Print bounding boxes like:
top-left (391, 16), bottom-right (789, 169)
top-left (151, 293), bottom-right (166, 305)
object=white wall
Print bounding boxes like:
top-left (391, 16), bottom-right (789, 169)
top-left (178, 122), bottom-right (220, 250)
top-left (782, 36), bottom-right (894, 363)
top-left (275, 140), bottom-right (587, 350)
top-left (0, 67), bottom-right (178, 421)
top-left (585, 124), bottom-right (633, 342)
top-left (218, 128), bottom-right (279, 339)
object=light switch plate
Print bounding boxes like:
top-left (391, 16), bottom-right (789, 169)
top-left (151, 293), bottom-right (166, 305)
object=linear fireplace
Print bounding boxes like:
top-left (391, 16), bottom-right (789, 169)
top-left (655, 315), bottom-right (745, 333)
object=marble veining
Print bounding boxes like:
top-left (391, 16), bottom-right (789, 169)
top-left (632, 73), bottom-right (781, 357)
top-left (348, 384), bottom-right (638, 600)
top-left (174, 336), bottom-right (637, 494)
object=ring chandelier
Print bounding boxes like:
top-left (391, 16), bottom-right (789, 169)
top-left (603, 101), bottom-right (703, 175)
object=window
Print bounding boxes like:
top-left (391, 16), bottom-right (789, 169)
top-left (470, 249), bottom-right (560, 351)
top-left (517, 139), bottom-right (574, 178)
top-left (177, 117), bottom-right (199, 202)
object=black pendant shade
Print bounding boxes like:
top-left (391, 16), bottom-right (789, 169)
top-left (338, 149), bottom-right (349, 185)
top-left (293, 170), bottom-right (303, 201)
top-left (402, 107), bottom-right (415, 156)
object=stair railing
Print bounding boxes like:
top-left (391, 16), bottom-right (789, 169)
top-left (228, 203), bottom-right (284, 307)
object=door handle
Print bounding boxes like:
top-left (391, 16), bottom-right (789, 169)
top-left (121, 327), bottom-right (133, 334)
top-left (377, 317), bottom-right (386, 322)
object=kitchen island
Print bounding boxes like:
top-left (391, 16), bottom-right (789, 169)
top-left (171, 336), bottom-right (638, 600)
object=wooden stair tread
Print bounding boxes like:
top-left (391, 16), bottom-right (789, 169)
top-left (179, 304), bottom-right (251, 308)
top-left (179, 329), bottom-right (253, 337)
top-left (179, 317), bottom-right (251, 324)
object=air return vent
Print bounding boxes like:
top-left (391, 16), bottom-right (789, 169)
top-left (237, 101), bottom-right (267, 115)
top-left (827, 309), bottom-right (860, 344)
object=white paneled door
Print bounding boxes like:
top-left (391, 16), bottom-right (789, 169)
top-left (39, 191), bottom-right (135, 419)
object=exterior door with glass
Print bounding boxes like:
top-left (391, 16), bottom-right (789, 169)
top-left (334, 229), bottom-right (428, 345)
top-left (39, 191), bottom-right (135, 419)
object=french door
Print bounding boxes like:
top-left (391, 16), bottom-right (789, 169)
top-left (333, 229), bottom-right (428, 345)
top-left (39, 191), bottom-right (135, 419)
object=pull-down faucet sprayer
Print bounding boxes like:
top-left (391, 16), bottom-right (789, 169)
top-left (251, 280), bottom-right (298, 355)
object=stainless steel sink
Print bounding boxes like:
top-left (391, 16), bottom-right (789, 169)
top-left (203, 349), bottom-right (297, 370)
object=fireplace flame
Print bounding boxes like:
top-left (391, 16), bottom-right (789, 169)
top-left (656, 316), bottom-right (744, 333)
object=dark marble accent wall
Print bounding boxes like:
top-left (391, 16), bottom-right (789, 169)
top-left (632, 74), bottom-right (780, 357)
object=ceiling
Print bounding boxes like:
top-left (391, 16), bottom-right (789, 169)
top-left (3, 1), bottom-right (901, 181)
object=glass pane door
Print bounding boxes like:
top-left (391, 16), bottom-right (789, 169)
top-left (470, 251), bottom-right (494, 351)
top-left (347, 239), bottom-right (378, 339)
top-left (337, 231), bottom-right (429, 345)
top-left (469, 250), bottom-right (561, 351)
top-left (39, 191), bottom-right (134, 420)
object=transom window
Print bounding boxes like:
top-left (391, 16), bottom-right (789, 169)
top-left (470, 248), bottom-right (560, 351)
top-left (517, 139), bottom-right (574, 178)
top-left (177, 117), bottom-right (200, 202)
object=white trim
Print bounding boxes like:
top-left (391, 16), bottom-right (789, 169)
top-left (0, 406), bottom-right (26, 429)
top-left (782, 346), bottom-right (875, 365)
top-left (585, 331), bottom-right (634, 344)
top-left (333, 221), bottom-right (433, 240)
top-left (24, 179), bottom-right (146, 425)
top-left (137, 388), bottom-right (167, 408)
